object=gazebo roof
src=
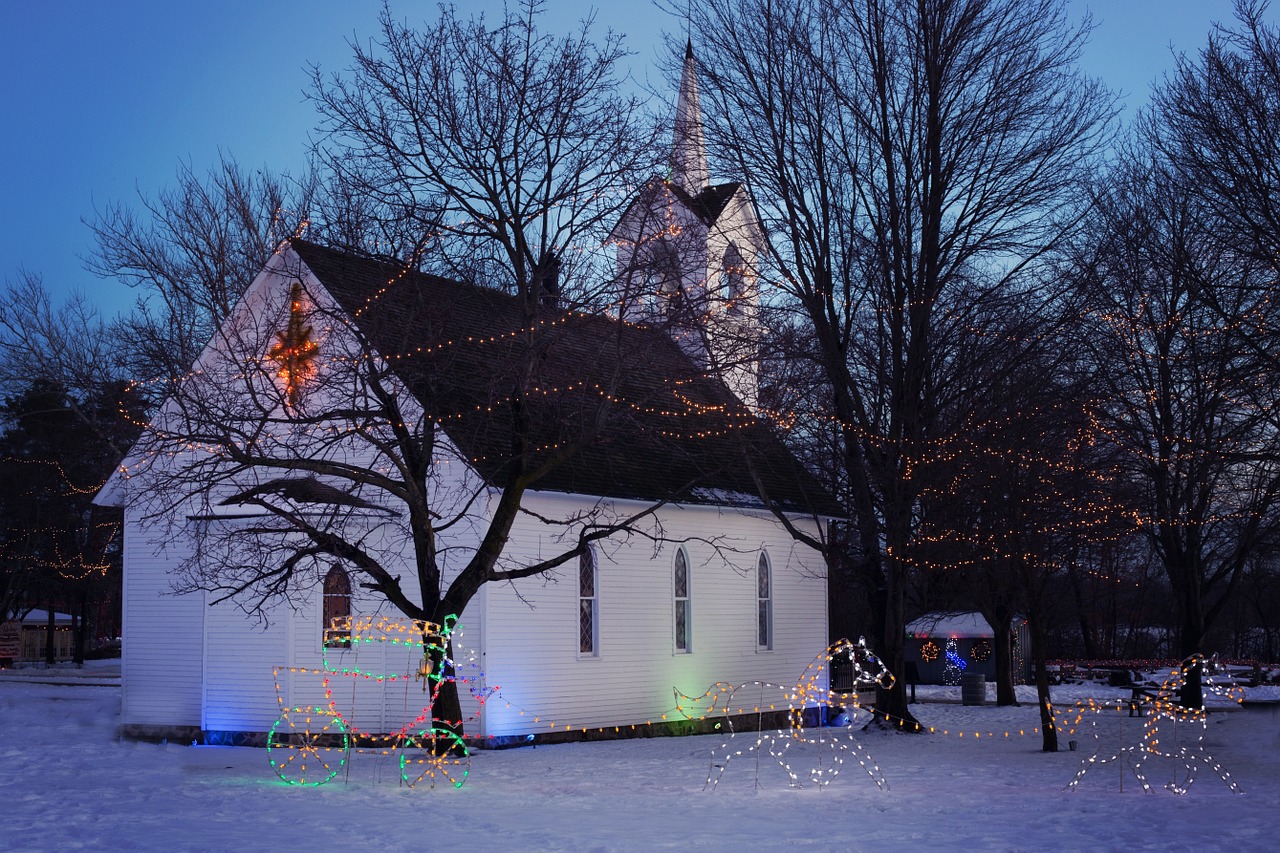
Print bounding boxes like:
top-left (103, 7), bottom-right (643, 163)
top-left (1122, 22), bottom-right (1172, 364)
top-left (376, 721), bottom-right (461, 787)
top-left (906, 612), bottom-right (994, 639)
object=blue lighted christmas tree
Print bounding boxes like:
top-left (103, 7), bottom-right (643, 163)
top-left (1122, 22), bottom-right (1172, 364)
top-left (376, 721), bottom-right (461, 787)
top-left (943, 638), bottom-right (966, 686)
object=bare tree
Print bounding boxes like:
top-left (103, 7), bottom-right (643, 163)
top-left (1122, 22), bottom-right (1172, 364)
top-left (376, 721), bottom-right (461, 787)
top-left (0, 273), bottom-right (142, 654)
top-left (1152, 3), bottom-right (1280, 470)
top-left (1156, 1), bottom-right (1280, 271)
top-left (0, 273), bottom-right (123, 422)
top-left (679, 0), bottom-right (1114, 729)
top-left (891, 261), bottom-right (1146, 750)
top-left (1068, 143), bottom-right (1280, 707)
top-left (86, 152), bottom-right (316, 389)
top-left (308, 0), bottom-right (658, 312)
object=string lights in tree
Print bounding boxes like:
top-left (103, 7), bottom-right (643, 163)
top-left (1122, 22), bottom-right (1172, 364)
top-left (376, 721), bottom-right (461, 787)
top-left (1011, 628), bottom-right (1027, 685)
top-left (267, 281), bottom-right (319, 408)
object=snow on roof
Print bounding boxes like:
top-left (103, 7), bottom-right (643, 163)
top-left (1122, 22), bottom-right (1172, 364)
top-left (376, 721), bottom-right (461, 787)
top-left (19, 609), bottom-right (74, 626)
top-left (688, 487), bottom-right (766, 508)
top-left (906, 612), bottom-right (994, 639)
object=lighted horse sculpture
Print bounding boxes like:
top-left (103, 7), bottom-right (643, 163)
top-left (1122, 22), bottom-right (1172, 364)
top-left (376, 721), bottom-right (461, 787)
top-left (1062, 653), bottom-right (1244, 796)
top-left (675, 637), bottom-right (895, 790)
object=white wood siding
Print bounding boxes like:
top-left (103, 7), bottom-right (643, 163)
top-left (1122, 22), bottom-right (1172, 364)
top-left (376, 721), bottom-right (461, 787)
top-left (191, 504), bottom-right (489, 737)
top-left (202, 600), bottom-right (286, 732)
top-left (477, 493), bottom-right (827, 737)
top-left (120, 506), bottom-right (205, 727)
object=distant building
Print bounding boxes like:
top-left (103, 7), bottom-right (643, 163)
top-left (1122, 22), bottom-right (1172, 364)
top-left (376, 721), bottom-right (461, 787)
top-left (905, 612), bottom-right (1031, 685)
top-left (0, 610), bottom-right (76, 664)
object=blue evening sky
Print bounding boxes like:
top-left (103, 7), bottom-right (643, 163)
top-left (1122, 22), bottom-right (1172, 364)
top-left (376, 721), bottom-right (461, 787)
top-left (1, 1), bottom-right (1272, 319)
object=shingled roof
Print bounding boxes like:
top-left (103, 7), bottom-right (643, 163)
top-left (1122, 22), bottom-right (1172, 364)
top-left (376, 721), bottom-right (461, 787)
top-left (290, 240), bottom-right (838, 516)
top-left (670, 181), bottom-right (741, 226)
top-left (611, 179), bottom-right (743, 240)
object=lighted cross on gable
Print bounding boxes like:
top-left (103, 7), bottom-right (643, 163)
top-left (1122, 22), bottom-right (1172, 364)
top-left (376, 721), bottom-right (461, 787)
top-left (268, 282), bottom-right (319, 409)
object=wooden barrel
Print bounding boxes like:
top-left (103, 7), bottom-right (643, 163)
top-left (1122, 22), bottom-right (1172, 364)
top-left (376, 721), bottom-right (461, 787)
top-left (961, 672), bottom-right (987, 705)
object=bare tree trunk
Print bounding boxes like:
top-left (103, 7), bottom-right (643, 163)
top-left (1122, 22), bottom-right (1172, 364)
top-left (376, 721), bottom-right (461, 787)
top-left (1178, 611), bottom-right (1205, 710)
top-left (73, 589), bottom-right (89, 666)
top-left (428, 644), bottom-right (465, 744)
top-left (993, 618), bottom-right (1018, 706)
top-left (876, 530), bottom-right (919, 729)
top-left (44, 604), bottom-right (55, 666)
top-left (1030, 616), bottom-right (1058, 752)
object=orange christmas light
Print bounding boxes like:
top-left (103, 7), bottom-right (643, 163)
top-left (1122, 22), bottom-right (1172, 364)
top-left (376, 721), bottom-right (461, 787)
top-left (267, 282), bottom-right (319, 408)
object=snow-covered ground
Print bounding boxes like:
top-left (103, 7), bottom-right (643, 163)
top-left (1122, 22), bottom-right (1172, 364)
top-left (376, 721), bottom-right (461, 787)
top-left (2, 662), bottom-right (1278, 852)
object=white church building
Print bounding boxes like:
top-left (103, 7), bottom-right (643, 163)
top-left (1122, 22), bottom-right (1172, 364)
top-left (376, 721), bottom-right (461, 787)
top-left (96, 47), bottom-right (837, 746)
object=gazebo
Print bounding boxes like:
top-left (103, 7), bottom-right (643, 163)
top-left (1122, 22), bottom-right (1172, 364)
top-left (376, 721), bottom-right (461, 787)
top-left (905, 612), bottom-right (1031, 685)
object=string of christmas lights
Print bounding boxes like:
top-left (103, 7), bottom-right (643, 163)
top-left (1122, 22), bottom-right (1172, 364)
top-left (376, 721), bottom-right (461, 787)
top-left (267, 615), bottom-right (1266, 798)
top-left (267, 614), bottom-right (470, 789)
top-left (1062, 654), bottom-right (1245, 796)
top-left (266, 282), bottom-right (319, 409)
top-left (675, 637), bottom-right (895, 791)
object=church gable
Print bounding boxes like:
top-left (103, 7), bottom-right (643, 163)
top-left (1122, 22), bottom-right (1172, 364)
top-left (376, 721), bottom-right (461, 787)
top-left (98, 245), bottom-right (421, 514)
top-left (608, 44), bottom-right (767, 411)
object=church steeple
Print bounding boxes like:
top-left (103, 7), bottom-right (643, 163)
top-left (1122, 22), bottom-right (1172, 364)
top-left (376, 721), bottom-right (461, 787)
top-left (609, 40), bottom-right (766, 412)
top-left (670, 41), bottom-right (709, 196)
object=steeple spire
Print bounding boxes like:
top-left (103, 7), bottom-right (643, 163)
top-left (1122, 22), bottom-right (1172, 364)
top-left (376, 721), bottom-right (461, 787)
top-left (670, 40), bottom-right (709, 196)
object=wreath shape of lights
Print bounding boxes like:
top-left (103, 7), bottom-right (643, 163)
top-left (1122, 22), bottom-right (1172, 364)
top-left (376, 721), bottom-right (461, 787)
top-left (920, 640), bottom-right (940, 662)
top-left (971, 640), bottom-right (992, 662)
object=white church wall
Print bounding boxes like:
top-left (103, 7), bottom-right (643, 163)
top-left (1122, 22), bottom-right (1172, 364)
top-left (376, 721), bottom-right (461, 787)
top-left (201, 594), bottom-right (287, 733)
top-left (111, 243), bottom-right (499, 736)
top-left (477, 491), bottom-right (827, 738)
top-left (119, 505), bottom-right (205, 729)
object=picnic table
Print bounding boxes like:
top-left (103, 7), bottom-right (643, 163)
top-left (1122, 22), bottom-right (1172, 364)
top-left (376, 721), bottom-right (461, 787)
top-left (1128, 682), bottom-right (1163, 716)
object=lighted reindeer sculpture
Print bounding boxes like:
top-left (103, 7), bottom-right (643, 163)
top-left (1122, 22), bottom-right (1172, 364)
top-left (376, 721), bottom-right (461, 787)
top-left (1061, 653), bottom-right (1244, 796)
top-left (675, 637), bottom-right (895, 791)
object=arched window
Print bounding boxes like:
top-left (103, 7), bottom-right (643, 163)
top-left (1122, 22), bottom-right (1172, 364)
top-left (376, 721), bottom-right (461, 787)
top-left (641, 239), bottom-right (682, 319)
top-left (579, 546), bottom-right (599, 656)
top-left (757, 552), bottom-right (772, 650)
top-left (673, 547), bottom-right (692, 653)
top-left (721, 242), bottom-right (746, 315)
top-left (322, 567), bottom-right (351, 648)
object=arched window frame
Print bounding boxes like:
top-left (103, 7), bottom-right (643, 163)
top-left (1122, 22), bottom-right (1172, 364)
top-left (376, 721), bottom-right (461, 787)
top-left (578, 546), bottom-right (600, 657)
top-left (721, 242), bottom-right (747, 315)
top-left (756, 551), bottom-right (773, 651)
top-left (640, 238), bottom-right (683, 319)
top-left (673, 547), bottom-right (692, 653)
top-left (322, 566), bottom-right (352, 648)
